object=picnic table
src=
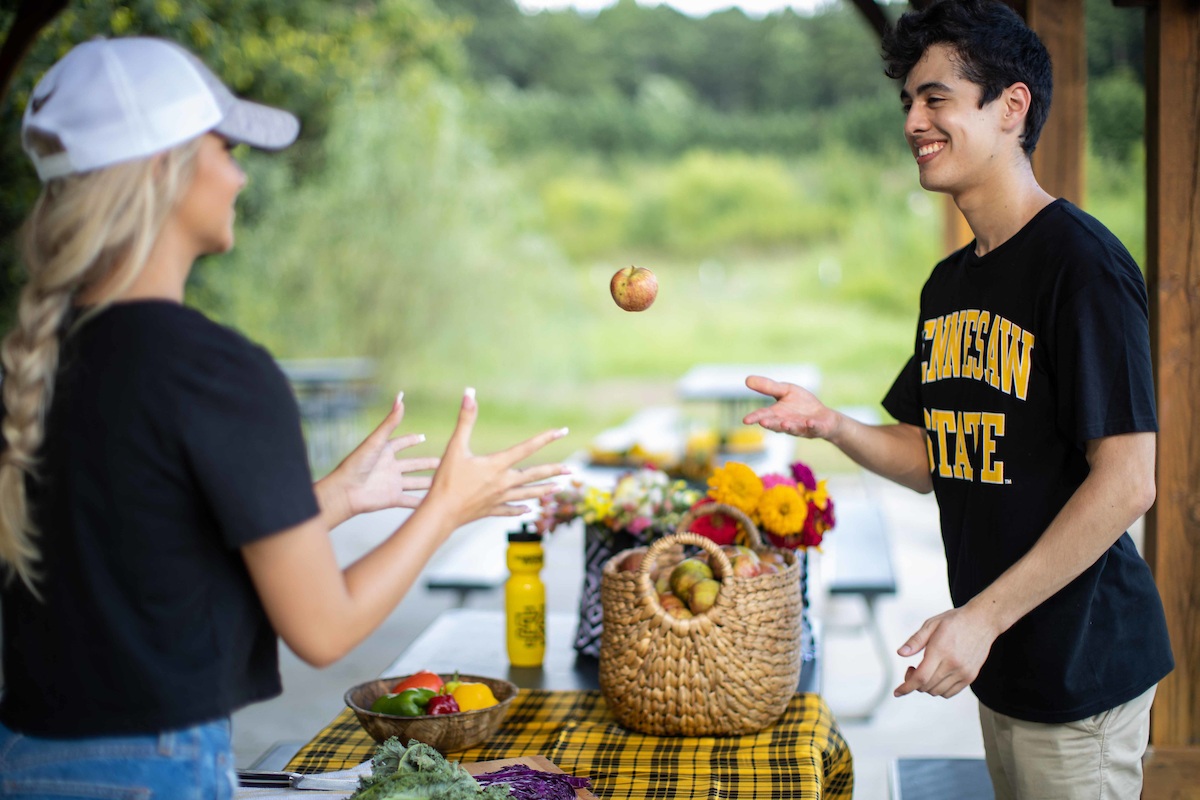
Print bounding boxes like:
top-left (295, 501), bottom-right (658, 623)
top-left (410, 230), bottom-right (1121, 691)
top-left (275, 609), bottom-right (852, 799)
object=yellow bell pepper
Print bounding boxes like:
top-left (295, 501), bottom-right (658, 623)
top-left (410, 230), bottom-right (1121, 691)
top-left (451, 682), bottom-right (498, 712)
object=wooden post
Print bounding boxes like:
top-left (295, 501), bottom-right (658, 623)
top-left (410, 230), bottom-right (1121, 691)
top-left (1024, 0), bottom-right (1087, 205)
top-left (940, 0), bottom-right (1087, 256)
top-left (1143, 0), bottom-right (1200, 755)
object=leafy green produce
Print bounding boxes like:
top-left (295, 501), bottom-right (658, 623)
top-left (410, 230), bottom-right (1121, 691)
top-left (351, 737), bottom-right (510, 800)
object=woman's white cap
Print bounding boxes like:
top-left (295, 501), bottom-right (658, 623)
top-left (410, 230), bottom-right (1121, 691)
top-left (20, 37), bottom-right (300, 182)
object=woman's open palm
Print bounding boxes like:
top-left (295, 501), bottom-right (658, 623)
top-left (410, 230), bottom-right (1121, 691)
top-left (333, 394), bottom-right (440, 516)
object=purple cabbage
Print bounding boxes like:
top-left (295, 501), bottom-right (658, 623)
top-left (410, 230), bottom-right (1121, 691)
top-left (472, 765), bottom-right (591, 800)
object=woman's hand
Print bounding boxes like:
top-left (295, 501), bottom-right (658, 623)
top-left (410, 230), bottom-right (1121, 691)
top-left (742, 375), bottom-right (842, 440)
top-left (426, 388), bottom-right (570, 530)
top-left (316, 392), bottom-right (440, 525)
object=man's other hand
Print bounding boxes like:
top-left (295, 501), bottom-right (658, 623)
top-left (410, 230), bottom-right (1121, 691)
top-left (893, 604), bottom-right (1001, 699)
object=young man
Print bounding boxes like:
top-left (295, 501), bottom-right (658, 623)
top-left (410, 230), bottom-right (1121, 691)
top-left (744, 0), bottom-right (1173, 797)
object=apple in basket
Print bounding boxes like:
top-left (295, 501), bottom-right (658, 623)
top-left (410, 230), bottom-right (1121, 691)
top-left (620, 548), bottom-right (648, 572)
top-left (759, 552), bottom-right (787, 566)
top-left (610, 266), bottom-right (658, 312)
top-left (731, 554), bottom-right (760, 578)
top-left (659, 593), bottom-right (685, 611)
top-left (757, 563), bottom-right (781, 576)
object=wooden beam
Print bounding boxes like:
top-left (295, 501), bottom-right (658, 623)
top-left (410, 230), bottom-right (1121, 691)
top-left (845, 0), bottom-right (891, 39)
top-left (943, 196), bottom-right (973, 255)
top-left (1024, 0), bottom-right (1087, 205)
top-left (0, 0), bottom-right (69, 112)
top-left (1143, 0), bottom-right (1200, 752)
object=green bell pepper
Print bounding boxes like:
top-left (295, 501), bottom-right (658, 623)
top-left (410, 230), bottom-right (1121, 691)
top-left (371, 687), bottom-right (436, 717)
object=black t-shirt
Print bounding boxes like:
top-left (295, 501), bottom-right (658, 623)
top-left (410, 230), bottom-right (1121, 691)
top-left (0, 301), bottom-right (320, 737)
top-left (883, 199), bottom-right (1173, 723)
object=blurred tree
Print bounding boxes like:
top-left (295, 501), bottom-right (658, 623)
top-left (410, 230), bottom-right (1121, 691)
top-left (1088, 66), bottom-right (1143, 161)
top-left (1085, 0), bottom-right (1143, 84)
top-left (0, 0), bottom-right (466, 328)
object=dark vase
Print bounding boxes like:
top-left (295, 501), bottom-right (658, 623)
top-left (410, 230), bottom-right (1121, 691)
top-left (574, 523), bottom-right (648, 658)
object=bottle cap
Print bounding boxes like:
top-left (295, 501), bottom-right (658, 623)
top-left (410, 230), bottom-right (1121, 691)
top-left (508, 522), bottom-right (542, 543)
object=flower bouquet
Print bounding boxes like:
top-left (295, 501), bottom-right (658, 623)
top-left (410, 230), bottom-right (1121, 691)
top-left (539, 469), bottom-right (701, 657)
top-left (688, 460), bottom-right (836, 550)
top-left (684, 459), bottom-right (835, 665)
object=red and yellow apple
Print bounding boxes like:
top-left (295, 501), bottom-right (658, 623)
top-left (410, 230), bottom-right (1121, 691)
top-left (610, 266), bottom-right (658, 312)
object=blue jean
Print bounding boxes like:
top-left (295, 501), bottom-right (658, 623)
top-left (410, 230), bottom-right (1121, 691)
top-left (0, 717), bottom-right (236, 799)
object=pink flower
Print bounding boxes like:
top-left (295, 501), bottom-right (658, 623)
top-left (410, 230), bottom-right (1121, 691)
top-left (790, 461), bottom-right (817, 491)
top-left (628, 517), bottom-right (654, 535)
top-left (761, 473), bottom-right (798, 490)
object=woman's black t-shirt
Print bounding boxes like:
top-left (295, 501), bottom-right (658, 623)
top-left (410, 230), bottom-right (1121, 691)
top-left (0, 301), bottom-right (320, 737)
top-left (883, 199), bottom-right (1173, 723)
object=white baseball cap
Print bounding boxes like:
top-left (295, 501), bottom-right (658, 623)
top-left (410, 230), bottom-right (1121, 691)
top-left (21, 36), bottom-right (300, 182)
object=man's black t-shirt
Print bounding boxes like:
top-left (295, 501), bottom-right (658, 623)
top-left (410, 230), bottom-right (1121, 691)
top-left (883, 199), bottom-right (1173, 724)
top-left (0, 301), bottom-right (320, 737)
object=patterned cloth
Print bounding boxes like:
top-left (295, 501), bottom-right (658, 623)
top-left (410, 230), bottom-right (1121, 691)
top-left (286, 690), bottom-right (853, 799)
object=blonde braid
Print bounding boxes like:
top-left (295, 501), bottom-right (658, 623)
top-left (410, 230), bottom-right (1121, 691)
top-left (0, 135), bottom-right (202, 598)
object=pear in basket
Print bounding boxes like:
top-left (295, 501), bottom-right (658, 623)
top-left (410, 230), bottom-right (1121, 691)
top-left (688, 579), bottom-right (720, 614)
top-left (669, 559), bottom-right (713, 597)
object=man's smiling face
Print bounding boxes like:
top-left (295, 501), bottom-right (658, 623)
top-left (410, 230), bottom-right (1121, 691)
top-left (901, 43), bottom-right (1013, 196)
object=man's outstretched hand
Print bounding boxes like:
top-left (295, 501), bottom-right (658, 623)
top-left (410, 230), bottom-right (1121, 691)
top-left (743, 375), bottom-right (841, 440)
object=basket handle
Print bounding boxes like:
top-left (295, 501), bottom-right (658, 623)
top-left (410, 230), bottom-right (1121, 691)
top-left (676, 501), bottom-right (764, 549)
top-left (636, 531), bottom-right (732, 601)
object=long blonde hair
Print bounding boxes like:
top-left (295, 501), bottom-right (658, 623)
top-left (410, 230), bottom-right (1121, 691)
top-left (0, 133), bottom-right (203, 598)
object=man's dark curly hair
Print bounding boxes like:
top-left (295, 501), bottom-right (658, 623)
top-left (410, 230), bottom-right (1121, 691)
top-left (881, 0), bottom-right (1053, 158)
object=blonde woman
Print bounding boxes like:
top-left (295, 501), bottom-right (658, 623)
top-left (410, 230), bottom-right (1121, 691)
top-left (0, 37), bottom-right (567, 796)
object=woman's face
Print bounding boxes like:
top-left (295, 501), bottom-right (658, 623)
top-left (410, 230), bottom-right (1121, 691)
top-left (174, 132), bottom-right (246, 256)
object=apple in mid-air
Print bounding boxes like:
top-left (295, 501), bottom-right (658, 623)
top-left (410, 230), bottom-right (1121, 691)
top-left (610, 266), bottom-right (658, 312)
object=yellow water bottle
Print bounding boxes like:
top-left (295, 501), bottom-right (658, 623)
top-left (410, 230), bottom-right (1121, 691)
top-left (506, 526), bottom-right (546, 667)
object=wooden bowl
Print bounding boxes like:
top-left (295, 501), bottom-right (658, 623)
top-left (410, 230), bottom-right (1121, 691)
top-left (344, 674), bottom-right (518, 753)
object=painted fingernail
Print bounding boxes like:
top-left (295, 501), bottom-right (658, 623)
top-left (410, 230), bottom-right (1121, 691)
top-left (464, 387), bottom-right (476, 400)
top-left (555, 427), bottom-right (570, 438)
top-left (416, 434), bottom-right (426, 443)
top-left (395, 390), bottom-right (404, 407)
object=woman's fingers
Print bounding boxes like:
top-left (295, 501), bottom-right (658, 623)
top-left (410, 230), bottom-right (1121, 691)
top-left (399, 476), bottom-right (433, 491)
top-left (508, 463), bottom-right (568, 487)
top-left (446, 388), bottom-right (479, 456)
top-left (502, 483), bottom-right (560, 503)
top-left (394, 456), bottom-right (440, 473)
top-left (388, 434), bottom-right (428, 455)
top-left (361, 391), bottom-right (406, 450)
top-left (496, 426), bottom-right (570, 469)
top-left (488, 503), bottom-right (532, 517)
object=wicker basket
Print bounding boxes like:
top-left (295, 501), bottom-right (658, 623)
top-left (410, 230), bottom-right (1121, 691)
top-left (598, 503), bottom-right (804, 736)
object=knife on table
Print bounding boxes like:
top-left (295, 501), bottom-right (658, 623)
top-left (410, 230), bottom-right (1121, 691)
top-left (236, 769), bottom-right (360, 790)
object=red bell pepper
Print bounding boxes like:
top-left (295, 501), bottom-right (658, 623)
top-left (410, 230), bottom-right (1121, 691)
top-left (426, 694), bottom-right (460, 715)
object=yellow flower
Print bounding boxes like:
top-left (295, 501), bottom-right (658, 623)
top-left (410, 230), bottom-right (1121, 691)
top-left (707, 462), bottom-right (764, 516)
top-left (582, 487), bottom-right (613, 524)
top-left (757, 485), bottom-right (809, 536)
top-left (808, 479), bottom-right (830, 510)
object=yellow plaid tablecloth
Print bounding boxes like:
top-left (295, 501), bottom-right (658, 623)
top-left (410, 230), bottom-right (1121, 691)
top-left (286, 691), bottom-right (853, 799)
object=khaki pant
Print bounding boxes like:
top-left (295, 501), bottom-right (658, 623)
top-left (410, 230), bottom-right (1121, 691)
top-left (978, 686), bottom-right (1156, 800)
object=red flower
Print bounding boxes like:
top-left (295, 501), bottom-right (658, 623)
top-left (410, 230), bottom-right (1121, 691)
top-left (686, 498), bottom-right (739, 546)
